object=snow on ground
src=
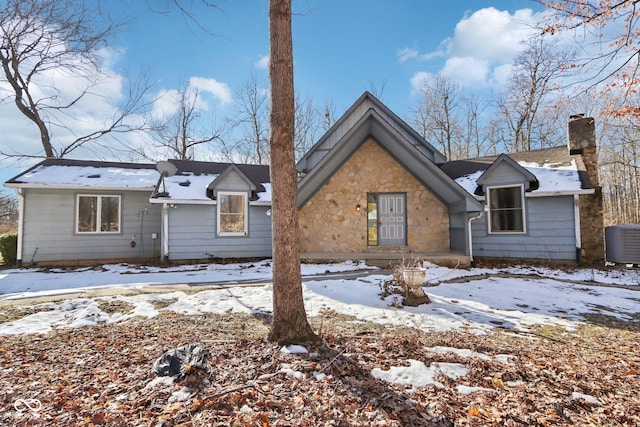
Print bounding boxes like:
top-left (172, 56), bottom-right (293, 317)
top-left (0, 260), bottom-right (637, 398)
top-left (0, 260), bottom-right (638, 337)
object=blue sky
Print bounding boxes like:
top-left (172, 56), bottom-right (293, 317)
top-left (119, 0), bottom-right (545, 114)
top-left (1, 0), bottom-right (547, 182)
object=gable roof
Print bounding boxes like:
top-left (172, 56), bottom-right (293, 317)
top-left (151, 159), bottom-right (271, 204)
top-left (441, 146), bottom-right (595, 197)
top-left (297, 95), bottom-right (483, 213)
top-left (476, 153), bottom-right (539, 189)
top-left (3, 158), bottom-right (158, 191)
top-left (297, 91), bottom-right (448, 174)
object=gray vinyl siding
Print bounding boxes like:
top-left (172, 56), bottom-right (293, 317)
top-left (167, 204), bottom-right (272, 260)
top-left (449, 212), bottom-right (469, 255)
top-left (471, 195), bottom-right (577, 261)
top-left (21, 188), bottom-right (160, 263)
top-left (481, 164), bottom-right (525, 185)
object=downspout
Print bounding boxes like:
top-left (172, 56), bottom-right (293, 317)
top-left (574, 194), bottom-right (582, 264)
top-left (162, 203), bottom-right (170, 262)
top-left (13, 188), bottom-right (24, 266)
top-left (467, 210), bottom-right (484, 267)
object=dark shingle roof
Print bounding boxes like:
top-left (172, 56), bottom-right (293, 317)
top-left (168, 160), bottom-right (270, 186)
top-left (440, 146), bottom-right (594, 192)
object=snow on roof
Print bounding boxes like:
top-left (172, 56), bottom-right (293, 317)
top-left (156, 173), bottom-right (272, 203)
top-left (160, 173), bottom-right (219, 201)
top-left (455, 158), bottom-right (584, 196)
top-left (12, 164), bottom-right (159, 189)
top-left (257, 183), bottom-right (271, 203)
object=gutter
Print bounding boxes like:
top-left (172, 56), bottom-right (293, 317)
top-left (3, 183), bottom-right (155, 192)
top-left (162, 203), bottom-right (170, 262)
top-left (574, 195), bottom-right (582, 264)
top-left (149, 198), bottom-right (272, 206)
top-left (467, 210), bottom-right (484, 266)
top-left (13, 188), bottom-right (24, 265)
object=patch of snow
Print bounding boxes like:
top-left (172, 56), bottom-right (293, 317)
top-left (168, 387), bottom-right (192, 403)
top-left (281, 345), bottom-right (309, 354)
top-left (16, 164), bottom-right (158, 188)
top-left (371, 360), bottom-right (469, 391)
top-left (280, 366), bottom-right (305, 380)
top-left (426, 346), bottom-right (492, 361)
top-left (457, 385), bottom-right (499, 395)
top-left (494, 354), bottom-right (518, 364)
top-left (506, 380), bottom-right (525, 387)
top-left (313, 372), bottom-right (327, 381)
top-left (454, 159), bottom-right (583, 196)
top-left (144, 376), bottom-right (175, 390)
top-left (571, 392), bottom-right (601, 405)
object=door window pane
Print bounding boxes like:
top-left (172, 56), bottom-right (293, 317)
top-left (367, 194), bottom-right (377, 246)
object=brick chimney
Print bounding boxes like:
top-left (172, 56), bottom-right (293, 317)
top-left (567, 114), bottom-right (604, 265)
top-left (568, 114), bottom-right (599, 186)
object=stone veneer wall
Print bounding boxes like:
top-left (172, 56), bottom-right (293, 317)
top-left (579, 145), bottom-right (605, 265)
top-left (298, 138), bottom-right (450, 253)
top-left (568, 117), bottom-right (605, 265)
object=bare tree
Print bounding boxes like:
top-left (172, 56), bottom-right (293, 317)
top-left (224, 72), bottom-right (270, 164)
top-left (294, 95), bottom-right (321, 160)
top-left (411, 74), bottom-right (462, 160)
top-left (267, 0), bottom-right (317, 344)
top-left (600, 111), bottom-right (640, 225)
top-left (538, 0), bottom-right (640, 116)
top-left (0, 190), bottom-right (18, 232)
top-left (494, 36), bottom-right (571, 152)
top-left (148, 82), bottom-right (221, 160)
top-left (320, 100), bottom-right (337, 132)
top-left (0, 0), bottom-right (151, 159)
top-left (460, 93), bottom-right (489, 158)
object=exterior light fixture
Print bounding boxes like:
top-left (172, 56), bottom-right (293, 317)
top-left (356, 204), bottom-right (361, 212)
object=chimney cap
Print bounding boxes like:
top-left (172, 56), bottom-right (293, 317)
top-left (570, 113), bottom-right (586, 120)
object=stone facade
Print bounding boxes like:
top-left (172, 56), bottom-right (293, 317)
top-left (298, 138), bottom-right (450, 253)
top-left (568, 116), bottom-right (605, 265)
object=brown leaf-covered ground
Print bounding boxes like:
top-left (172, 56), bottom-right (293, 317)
top-left (0, 310), bottom-right (639, 426)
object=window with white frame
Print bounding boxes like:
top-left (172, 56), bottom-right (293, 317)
top-left (487, 185), bottom-right (525, 233)
top-left (76, 195), bottom-right (121, 233)
top-left (217, 192), bottom-right (248, 236)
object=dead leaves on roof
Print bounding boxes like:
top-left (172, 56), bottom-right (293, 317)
top-left (0, 312), bottom-right (638, 426)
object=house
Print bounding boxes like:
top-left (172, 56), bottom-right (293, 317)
top-left (4, 92), bottom-right (604, 266)
top-left (4, 159), bottom-right (162, 264)
top-left (297, 92), bottom-right (604, 266)
top-left (149, 159), bottom-right (272, 261)
top-left (4, 158), bottom-right (272, 265)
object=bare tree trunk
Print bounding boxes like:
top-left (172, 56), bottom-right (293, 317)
top-left (267, 0), bottom-right (317, 344)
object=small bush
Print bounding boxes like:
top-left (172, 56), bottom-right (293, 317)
top-left (0, 232), bottom-right (18, 265)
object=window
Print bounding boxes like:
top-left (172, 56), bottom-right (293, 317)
top-left (217, 192), bottom-right (248, 236)
top-left (76, 195), bottom-right (121, 233)
top-left (367, 193), bottom-right (378, 246)
top-left (487, 185), bottom-right (525, 233)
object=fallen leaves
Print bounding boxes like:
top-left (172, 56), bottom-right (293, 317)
top-left (0, 311), bottom-right (638, 426)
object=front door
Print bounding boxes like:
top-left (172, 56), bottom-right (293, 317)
top-left (377, 193), bottom-right (406, 246)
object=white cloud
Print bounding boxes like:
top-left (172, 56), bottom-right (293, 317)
top-left (0, 46), bottom-right (138, 159)
top-left (403, 7), bottom-right (540, 88)
top-left (441, 57), bottom-right (490, 87)
top-left (398, 47), bottom-right (419, 63)
top-left (188, 76), bottom-right (233, 107)
top-left (409, 71), bottom-right (434, 93)
top-left (450, 7), bottom-right (536, 62)
top-left (255, 55), bottom-right (269, 70)
top-left (151, 88), bottom-right (182, 120)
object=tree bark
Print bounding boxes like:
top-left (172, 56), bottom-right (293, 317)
top-left (267, 0), bottom-right (317, 344)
